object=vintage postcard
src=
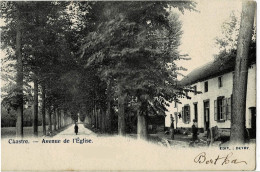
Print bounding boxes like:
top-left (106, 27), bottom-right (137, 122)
top-left (1, 0), bottom-right (257, 171)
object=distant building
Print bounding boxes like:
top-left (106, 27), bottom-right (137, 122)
top-left (165, 55), bottom-right (256, 137)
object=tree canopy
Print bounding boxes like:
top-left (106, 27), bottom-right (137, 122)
top-left (1, 1), bottom-right (196, 138)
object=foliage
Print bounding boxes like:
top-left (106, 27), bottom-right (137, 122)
top-left (1, 1), bottom-right (197, 133)
top-left (215, 10), bottom-right (256, 53)
top-left (79, 1), bottom-right (196, 119)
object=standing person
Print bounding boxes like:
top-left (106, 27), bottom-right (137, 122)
top-left (170, 114), bottom-right (174, 140)
top-left (74, 124), bottom-right (79, 135)
top-left (192, 119), bottom-right (198, 141)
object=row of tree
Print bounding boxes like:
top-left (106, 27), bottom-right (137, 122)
top-left (1, 2), bottom-right (79, 136)
top-left (1, 1), bottom-right (256, 143)
top-left (1, 1), bottom-right (196, 139)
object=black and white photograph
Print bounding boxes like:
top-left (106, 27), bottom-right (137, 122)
top-left (0, 0), bottom-right (257, 171)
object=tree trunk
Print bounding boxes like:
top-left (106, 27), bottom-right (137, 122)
top-left (91, 108), bottom-right (94, 127)
top-left (98, 109), bottom-right (102, 131)
top-left (63, 110), bottom-right (65, 126)
top-left (59, 110), bottom-right (61, 129)
top-left (106, 100), bottom-right (112, 133)
top-left (137, 110), bottom-right (148, 140)
top-left (97, 109), bottom-right (99, 129)
top-left (33, 75), bottom-right (38, 137)
top-left (98, 109), bottom-right (101, 131)
top-left (64, 112), bottom-right (66, 126)
top-left (62, 111), bottom-right (64, 126)
top-left (95, 104), bottom-right (98, 128)
top-left (106, 80), bottom-right (112, 133)
top-left (230, 1), bottom-right (255, 144)
top-left (48, 106), bottom-right (52, 133)
top-left (64, 109), bottom-right (67, 126)
top-left (15, 14), bottom-right (23, 138)
top-left (57, 109), bottom-right (60, 129)
top-left (101, 108), bottom-right (106, 133)
top-left (57, 109), bottom-right (59, 129)
top-left (118, 85), bottom-right (126, 136)
top-left (93, 108), bottom-right (95, 127)
top-left (60, 110), bottom-right (62, 127)
top-left (53, 108), bottom-right (57, 130)
top-left (42, 84), bottom-right (46, 135)
top-left (60, 110), bottom-right (61, 127)
top-left (58, 110), bottom-right (60, 128)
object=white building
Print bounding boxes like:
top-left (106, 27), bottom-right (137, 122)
top-left (165, 56), bottom-right (256, 136)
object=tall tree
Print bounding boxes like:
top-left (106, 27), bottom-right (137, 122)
top-left (42, 83), bottom-right (46, 135)
top-left (1, 2), bottom-right (28, 137)
top-left (48, 106), bottom-right (52, 133)
top-left (33, 74), bottom-right (38, 136)
top-left (1, 1), bottom-right (73, 136)
top-left (80, 2), bottom-right (196, 138)
top-left (15, 3), bottom-right (23, 137)
top-left (230, 1), bottom-right (256, 144)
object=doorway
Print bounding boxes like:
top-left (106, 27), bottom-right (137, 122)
top-left (204, 101), bottom-right (210, 131)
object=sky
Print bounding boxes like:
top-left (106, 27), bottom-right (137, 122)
top-left (174, 0), bottom-right (242, 77)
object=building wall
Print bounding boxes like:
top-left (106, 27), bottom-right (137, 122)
top-left (165, 64), bottom-right (256, 130)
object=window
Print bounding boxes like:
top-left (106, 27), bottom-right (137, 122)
top-left (182, 105), bottom-right (190, 123)
top-left (214, 96), bottom-right (231, 121)
top-left (194, 85), bottom-right (197, 95)
top-left (217, 98), bottom-right (225, 120)
top-left (204, 81), bottom-right (208, 92)
top-left (218, 76), bottom-right (223, 88)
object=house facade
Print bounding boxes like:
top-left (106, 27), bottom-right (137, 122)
top-left (165, 57), bottom-right (256, 135)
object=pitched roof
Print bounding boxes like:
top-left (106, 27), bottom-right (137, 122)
top-left (179, 50), bottom-right (256, 86)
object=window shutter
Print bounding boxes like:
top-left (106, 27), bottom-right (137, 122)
top-left (223, 98), bottom-right (227, 120)
top-left (182, 107), bottom-right (184, 123)
top-left (214, 100), bottom-right (218, 121)
top-left (227, 97), bottom-right (231, 120)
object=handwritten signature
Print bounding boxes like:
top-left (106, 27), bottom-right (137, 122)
top-left (194, 152), bottom-right (247, 165)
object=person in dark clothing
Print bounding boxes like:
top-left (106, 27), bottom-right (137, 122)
top-left (192, 119), bottom-right (198, 141)
top-left (74, 124), bottom-right (79, 135)
top-left (170, 114), bottom-right (174, 140)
